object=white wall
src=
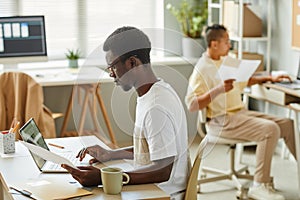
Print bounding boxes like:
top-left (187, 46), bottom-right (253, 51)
top-left (271, 0), bottom-right (299, 74)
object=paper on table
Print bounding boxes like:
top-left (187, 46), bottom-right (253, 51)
top-left (217, 56), bottom-right (261, 82)
top-left (20, 141), bottom-right (77, 168)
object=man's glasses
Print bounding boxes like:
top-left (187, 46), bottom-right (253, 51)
top-left (104, 55), bottom-right (138, 73)
top-left (105, 57), bottom-right (121, 73)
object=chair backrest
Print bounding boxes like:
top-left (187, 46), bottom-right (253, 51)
top-left (184, 136), bottom-right (208, 200)
top-left (0, 72), bottom-right (56, 139)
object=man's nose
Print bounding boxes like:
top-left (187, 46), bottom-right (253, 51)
top-left (109, 71), bottom-right (116, 78)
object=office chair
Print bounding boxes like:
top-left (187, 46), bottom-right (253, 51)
top-left (197, 108), bottom-right (254, 199)
top-left (0, 72), bottom-right (62, 139)
top-left (184, 136), bottom-right (207, 200)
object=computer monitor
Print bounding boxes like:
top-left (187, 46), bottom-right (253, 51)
top-left (0, 15), bottom-right (47, 69)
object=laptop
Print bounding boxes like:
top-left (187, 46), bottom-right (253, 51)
top-left (274, 57), bottom-right (300, 89)
top-left (19, 118), bottom-right (80, 173)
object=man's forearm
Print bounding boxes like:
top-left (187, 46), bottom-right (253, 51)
top-left (248, 76), bottom-right (272, 86)
top-left (111, 146), bottom-right (134, 160)
top-left (126, 157), bottom-right (174, 184)
top-left (189, 86), bottom-right (223, 112)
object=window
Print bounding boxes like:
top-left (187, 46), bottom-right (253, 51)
top-left (0, 0), bottom-right (163, 60)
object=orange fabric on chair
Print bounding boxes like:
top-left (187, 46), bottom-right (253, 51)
top-left (0, 72), bottom-right (56, 139)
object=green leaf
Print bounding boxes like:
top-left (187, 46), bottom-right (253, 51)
top-left (65, 48), bottom-right (80, 60)
top-left (166, 0), bottom-right (208, 38)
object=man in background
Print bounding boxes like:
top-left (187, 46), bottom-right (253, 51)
top-left (185, 24), bottom-right (296, 200)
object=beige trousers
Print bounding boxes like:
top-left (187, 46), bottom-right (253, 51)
top-left (207, 109), bottom-right (295, 183)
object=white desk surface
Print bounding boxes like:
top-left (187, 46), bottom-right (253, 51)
top-left (0, 57), bottom-right (197, 87)
top-left (0, 136), bottom-right (169, 200)
top-left (1, 64), bottom-right (113, 87)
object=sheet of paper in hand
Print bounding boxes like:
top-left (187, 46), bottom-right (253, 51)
top-left (217, 56), bottom-right (261, 82)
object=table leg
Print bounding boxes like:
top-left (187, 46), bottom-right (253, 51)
top-left (96, 85), bottom-right (117, 146)
top-left (60, 87), bottom-right (75, 137)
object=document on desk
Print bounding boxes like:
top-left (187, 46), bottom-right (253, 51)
top-left (217, 56), bottom-right (261, 82)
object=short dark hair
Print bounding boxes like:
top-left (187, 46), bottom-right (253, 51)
top-left (103, 26), bottom-right (151, 64)
top-left (205, 24), bottom-right (227, 47)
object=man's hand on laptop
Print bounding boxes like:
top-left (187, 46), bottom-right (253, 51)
top-left (61, 164), bottom-right (101, 187)
top-left (271, 74), bottom-right (292, 83)
top-left (77, 145), bottom-right (112, 164)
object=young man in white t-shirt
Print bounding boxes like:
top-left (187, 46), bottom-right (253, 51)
top-left (62, 27), bottom-right (189, 199)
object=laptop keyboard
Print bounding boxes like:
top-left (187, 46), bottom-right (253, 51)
top-left (47, 152), bottom-right (80, 171)
top-left (47, 163), bottom-right (65, 170)
top-left (274, 80), bottom-right (300, 89)
top-left (60, 152), bottom-right (80, 164)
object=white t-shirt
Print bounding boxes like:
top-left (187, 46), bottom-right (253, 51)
top-left (134, 79), bottom-right (189, 198)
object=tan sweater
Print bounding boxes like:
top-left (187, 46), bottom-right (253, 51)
top-left (0, 72), bottom-right (56, 139)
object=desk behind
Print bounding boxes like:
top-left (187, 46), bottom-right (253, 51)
top-left (1, 66), bottom-right (113, 87)
top-left (250, 83), bottom-right (300, 106)
top-left (0, 136), bottom-right (170, 200)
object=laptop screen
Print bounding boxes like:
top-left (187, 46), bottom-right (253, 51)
top-left (19, 118), bottom-right (49, 169)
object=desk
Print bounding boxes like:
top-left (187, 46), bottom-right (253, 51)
top-left (250, 83), bottom-right (300, 197)
top-left (1, 60), bottom-right (113, 86)
top-left (0, 136), bottom-right (170, 200)
top-left (250, 83), bottom-right (300, 106)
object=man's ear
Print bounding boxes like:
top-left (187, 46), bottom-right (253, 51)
top-left (211, 40), bottom-right (218, 49)
top-left (129, 57), bottom-right (136, 68)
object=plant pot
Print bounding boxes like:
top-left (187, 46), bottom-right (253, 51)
top-left (68, 59), bottom-right (78, 68)
top-left (182, 37), bottom-right (206, 58)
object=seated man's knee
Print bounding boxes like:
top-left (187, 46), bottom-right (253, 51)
top-left (264, 121), bottom-right (280, 140)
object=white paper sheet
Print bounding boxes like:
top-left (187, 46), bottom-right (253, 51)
top-left (217, 56), bottom-right (261, 82)
top-left (20, 141), bottom-right (76, 168)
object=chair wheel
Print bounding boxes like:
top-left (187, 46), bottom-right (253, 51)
top-left (236, 188), bottom-right (248, 199)
top-left (245, 169), bottom-right (250, 175)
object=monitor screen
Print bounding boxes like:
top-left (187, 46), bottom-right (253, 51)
top-left (0, 15), bottom-right (47, 59)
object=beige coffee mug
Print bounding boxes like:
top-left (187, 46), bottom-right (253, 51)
top-left (101, 167), bottom-right (130, 195)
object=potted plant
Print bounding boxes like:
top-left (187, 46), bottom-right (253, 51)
top-left (65, 49), bottom-right (80, 68)
top-left (166, 0), bottom-right (208, 58)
